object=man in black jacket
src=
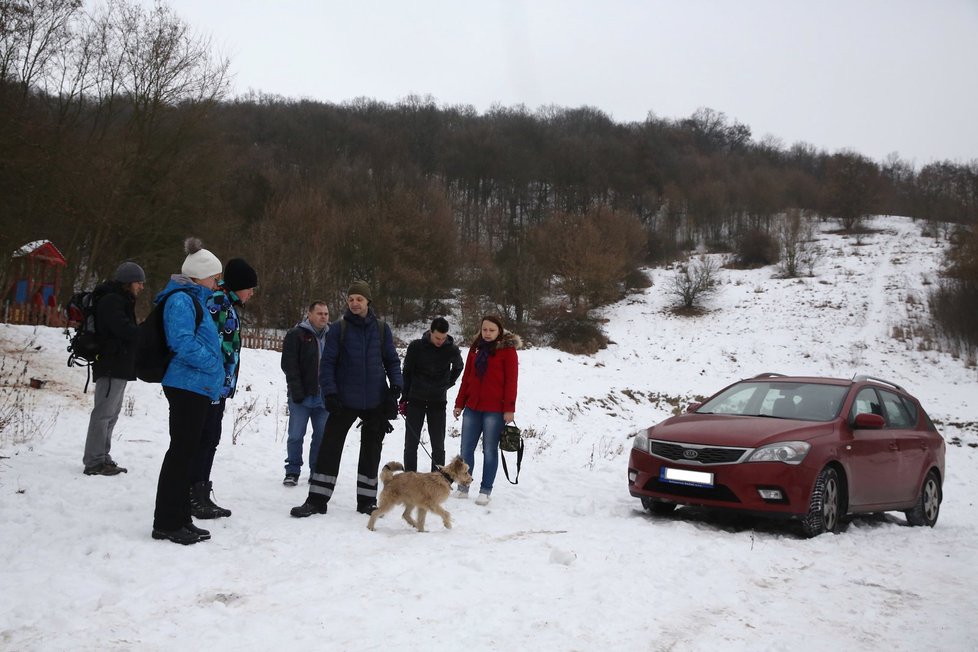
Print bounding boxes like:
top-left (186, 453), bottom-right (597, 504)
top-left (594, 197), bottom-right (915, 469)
top-left (82, 262), bottom-right (145, 476)
top-left (281, 301), bottom-right (330, 485)
top-left (400, 317), bottom-right (464, 472)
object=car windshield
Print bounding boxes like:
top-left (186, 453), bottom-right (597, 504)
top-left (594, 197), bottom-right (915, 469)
top-left (696, 381), bottom-right (849, 422)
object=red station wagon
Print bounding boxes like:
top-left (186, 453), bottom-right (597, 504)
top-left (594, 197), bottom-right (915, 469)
top-left (627, 374), bottom-right (945, 537)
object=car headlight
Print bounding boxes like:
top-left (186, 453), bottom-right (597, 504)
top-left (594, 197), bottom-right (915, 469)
top-left (632, 433), bottom-right (650, 452)
top-left (745, 441), bottom-right (811, 465)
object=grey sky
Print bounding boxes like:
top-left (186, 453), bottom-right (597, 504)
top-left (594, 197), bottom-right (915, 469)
top-left (146, 0), bottom-right (978, 165)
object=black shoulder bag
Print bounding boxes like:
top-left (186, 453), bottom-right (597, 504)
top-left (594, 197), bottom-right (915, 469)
top-left (499, 423), bottom-right (524, 484)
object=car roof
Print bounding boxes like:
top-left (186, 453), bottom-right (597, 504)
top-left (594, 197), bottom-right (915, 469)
top-left (742, 373), bottom-right (906, 392)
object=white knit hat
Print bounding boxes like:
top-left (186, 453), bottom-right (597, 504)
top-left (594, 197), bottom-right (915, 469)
top-left (181, 237), bottom-right (222, 279)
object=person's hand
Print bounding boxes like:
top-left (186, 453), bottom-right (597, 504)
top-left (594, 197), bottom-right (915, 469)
top-left (324, 394), bottom-right (342, 413)
top-left (453, 407), bottom-right (462, 419)
top-left (503, 412), bottom-right (515, 423)
top-left (389, 386), bottom-right (402, 401)
top-left (398, 399), bottom-right (408, 417)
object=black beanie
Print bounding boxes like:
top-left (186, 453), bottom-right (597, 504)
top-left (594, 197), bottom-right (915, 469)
top-left (223, 258), bottom-right (258, 292)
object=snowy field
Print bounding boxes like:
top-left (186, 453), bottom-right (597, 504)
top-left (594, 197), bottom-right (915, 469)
top-left (1, 215), bottom-right (977, 651)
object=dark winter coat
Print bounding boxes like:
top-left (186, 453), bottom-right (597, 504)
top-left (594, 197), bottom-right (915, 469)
top-left (281, 319), bottom-right (327, 403)
top-left (319, 308), bottom-right (403, 411)
top-left (402, 332), bottom-right (464, 402)
top-left (454, 332), bottom-right (520, 414)
top-left (92, 281), bottom-right (139, 381)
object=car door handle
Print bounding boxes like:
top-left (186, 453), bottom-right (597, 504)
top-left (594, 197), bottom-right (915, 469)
top-left (888, 443), bottom-right (899, 451)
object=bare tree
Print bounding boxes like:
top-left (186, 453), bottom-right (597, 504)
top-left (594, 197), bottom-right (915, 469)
top-left (669, 255), bottom-right (720, 310)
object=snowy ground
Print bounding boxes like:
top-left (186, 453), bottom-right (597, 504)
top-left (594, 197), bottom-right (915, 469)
top-left (2, 215), bottom-right (977, 651)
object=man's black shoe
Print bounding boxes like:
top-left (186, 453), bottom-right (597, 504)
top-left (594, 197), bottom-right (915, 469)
top-left (356, 503), bottom-right (377, 515)
top-left (184, 522), bottom-right (211, 541)
top-left (83, 463), bottom-right (124, 476)
top-left (151, 527), bottom-right (202, 545)
top-left (290, 499), bottom-right (328, 518)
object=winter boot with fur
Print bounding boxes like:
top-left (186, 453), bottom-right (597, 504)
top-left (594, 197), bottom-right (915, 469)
top-left (190, 481), bottom-right (232, 519)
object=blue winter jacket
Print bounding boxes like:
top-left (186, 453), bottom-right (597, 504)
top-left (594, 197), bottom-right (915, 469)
top-left (157, 276), bottom-right (224, 401)
top-left (319, 308), bottom-right (403, 411)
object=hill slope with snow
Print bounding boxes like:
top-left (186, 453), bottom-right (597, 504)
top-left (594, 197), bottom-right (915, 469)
top-left (1, 215), bottom-right (977, 651)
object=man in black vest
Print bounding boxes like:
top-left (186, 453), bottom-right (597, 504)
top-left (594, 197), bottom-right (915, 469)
top-left (82, 262), bottom-right (145, 476)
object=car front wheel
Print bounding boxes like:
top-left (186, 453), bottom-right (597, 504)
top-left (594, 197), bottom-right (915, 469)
top-left (905, 470), bottom-right (941, 527)
top-left (801, 466), bottom-right (842, 538)
top-left (641, 497), bottom-right (677, 515)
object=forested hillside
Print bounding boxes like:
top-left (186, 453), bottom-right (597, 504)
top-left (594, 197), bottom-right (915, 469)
top-left (2, 1), bottom-right (976, 346)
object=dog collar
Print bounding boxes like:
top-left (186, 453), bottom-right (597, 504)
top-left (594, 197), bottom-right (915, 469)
top-left (437, 469), bottom-right (454, 486)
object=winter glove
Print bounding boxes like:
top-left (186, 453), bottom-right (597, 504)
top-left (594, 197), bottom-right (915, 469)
top-left (388, 386), bottom-right (402, 402)
top-left (398, 399), bottom-right (408, 417)
top-left (324, 394), bottom-right (342, 413)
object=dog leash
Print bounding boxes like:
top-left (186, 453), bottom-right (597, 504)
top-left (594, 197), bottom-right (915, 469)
top-left (401, 412), bottom-right (435, 464)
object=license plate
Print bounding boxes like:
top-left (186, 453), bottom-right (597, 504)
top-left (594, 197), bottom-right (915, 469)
top-left (660, 466), bottom-right (714, 487)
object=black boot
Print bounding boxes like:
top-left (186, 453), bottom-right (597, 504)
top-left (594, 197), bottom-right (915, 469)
top-left (290, 498), bottom-right (328, 518)
top-left (190, 481), bottom-right (232, 519)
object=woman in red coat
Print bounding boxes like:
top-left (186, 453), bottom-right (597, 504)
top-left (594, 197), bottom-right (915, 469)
top-left (452, 315), bottom-right (520, 505)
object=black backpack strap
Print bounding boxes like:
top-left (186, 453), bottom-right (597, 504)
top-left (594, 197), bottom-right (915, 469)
top-left (500, 438), bottom-right (523, 484)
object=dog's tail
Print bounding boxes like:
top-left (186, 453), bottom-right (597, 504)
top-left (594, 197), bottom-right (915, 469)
top-left (380, 461), bottom-right (404, 483)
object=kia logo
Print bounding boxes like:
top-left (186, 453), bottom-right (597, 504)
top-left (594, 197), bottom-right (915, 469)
top-left (682, 449), bottom-right (699, 459)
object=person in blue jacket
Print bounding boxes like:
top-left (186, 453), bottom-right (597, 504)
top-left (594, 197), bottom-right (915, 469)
top-left (291, 280), bottom-right (402, 517)
top-left (151, 238), bottom-right (224, 546)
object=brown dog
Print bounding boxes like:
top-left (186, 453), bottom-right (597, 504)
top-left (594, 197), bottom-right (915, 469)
top-left (367, 456), bottom-right (473, 532)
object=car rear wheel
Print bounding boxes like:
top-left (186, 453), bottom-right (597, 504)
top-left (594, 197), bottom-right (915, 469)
top-left (905, 470), bottom-right (941, 527)
top-left (801, 466), bottom-right (841, 538)
top-left (641, 497), bottom-right (677, 515)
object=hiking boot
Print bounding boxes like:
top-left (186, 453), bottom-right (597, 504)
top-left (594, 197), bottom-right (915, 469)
top-left (290, 499), bottom-right (328, 518)
top-left (151, 527), bottom-right (201, 545)
top-left (475, 493), bottom-right (491, 506)
top-left (356, 503), bottom-right (377, 515)
top-left (190, 481), bottom-right (232, 519)
top-left (83, 463), bottom-right (124, 476)
top-left (283, 473), bottom-right (299, 487)
top-left (184, 522), bottom-right (211, 541)
top-left (104, 459), bottom-right (128, 473)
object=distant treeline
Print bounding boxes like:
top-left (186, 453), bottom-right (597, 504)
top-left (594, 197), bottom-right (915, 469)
top-left (2, 0), bottom-right (977, 345)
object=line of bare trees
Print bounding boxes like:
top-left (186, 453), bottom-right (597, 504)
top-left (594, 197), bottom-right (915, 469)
top-left (3, 0), bottom-right (977, 348)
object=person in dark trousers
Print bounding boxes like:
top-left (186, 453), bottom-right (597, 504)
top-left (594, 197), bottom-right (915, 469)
top-left (281, 300), bottom-right (331, 486)
top-left (290, 280), bottom-right (402, 518)
top-left (82, 261), bottom-right (146, 476)
top-left (400, 317), bottom-right (463, 472)
top-left (189, 258), bottom-right (258, 519)
top-left (152, 238), bottom-right (224, 546)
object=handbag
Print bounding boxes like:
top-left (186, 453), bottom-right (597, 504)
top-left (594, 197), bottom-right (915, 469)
top-left (499, 423), bottom-right (523, 484)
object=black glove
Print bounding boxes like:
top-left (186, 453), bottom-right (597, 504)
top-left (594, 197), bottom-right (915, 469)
top-left (324, 394), bottom-right (342, 413)
top-left (388, 386), bottom-right (402, 401)
top-left (384, 386), bottom-right (401, 420)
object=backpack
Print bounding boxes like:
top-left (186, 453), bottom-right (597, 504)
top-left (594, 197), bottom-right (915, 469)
top-left (135, 288), bottom-right (204, 383)
top-left (65, 290), bottom-right (101, 368)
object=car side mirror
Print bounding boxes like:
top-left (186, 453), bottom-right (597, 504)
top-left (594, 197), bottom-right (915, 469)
top-left (686, 402), bottom-right (701, 413)
top-left (853, 412), bottom-right (885, 429)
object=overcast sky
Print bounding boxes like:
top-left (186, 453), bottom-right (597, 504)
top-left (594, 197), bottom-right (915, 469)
top-left (145, 0), bottom-right (978, 165)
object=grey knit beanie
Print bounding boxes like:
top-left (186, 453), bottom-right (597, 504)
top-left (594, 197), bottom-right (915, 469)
top-left (114, 262), bottom-right (146, 284)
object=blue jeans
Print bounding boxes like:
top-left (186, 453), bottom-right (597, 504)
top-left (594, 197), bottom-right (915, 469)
top-left (459, 408), bottom-right (504, 495)
top-left (285, 396), bottom-right (328, 476)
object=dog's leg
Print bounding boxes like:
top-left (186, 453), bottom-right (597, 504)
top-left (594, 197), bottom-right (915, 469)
top-left (401, 506), bottom-right (417, 528)
top-left (367, 502), bottom-right (394, 531)
top-left (430, 504), bottom-right (453, 529)
top-left (415, 508), bottom-right (428, 532)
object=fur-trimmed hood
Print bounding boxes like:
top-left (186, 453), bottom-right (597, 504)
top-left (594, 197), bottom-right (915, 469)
top-left (497, 331), bottom-right (522, 350)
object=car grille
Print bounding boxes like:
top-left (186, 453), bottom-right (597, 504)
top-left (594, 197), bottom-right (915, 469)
top-left (643, 477), bottom-right (741, 503)
top-left (650, 440), bottom-right (748, 465)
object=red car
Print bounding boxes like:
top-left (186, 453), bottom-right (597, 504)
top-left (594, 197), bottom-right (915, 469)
top-left (628, 374), bottom-right (945, 537)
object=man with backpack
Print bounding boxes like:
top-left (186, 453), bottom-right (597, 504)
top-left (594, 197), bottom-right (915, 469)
top-left (290, 281), bottom-right (403, 518)
top-left (82, 262), bottom-right (146, 476)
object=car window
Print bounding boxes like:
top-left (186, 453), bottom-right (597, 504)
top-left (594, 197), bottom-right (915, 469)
top-left (699, 381), bottom-right (847, 421)
top-left (880, 389), bottom-right (915, 428)
top-left (849, 387), bottom-right (882, 421)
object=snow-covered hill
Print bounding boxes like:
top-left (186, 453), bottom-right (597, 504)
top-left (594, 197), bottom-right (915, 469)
top-left (1, 215), bottom-right (977, 651)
